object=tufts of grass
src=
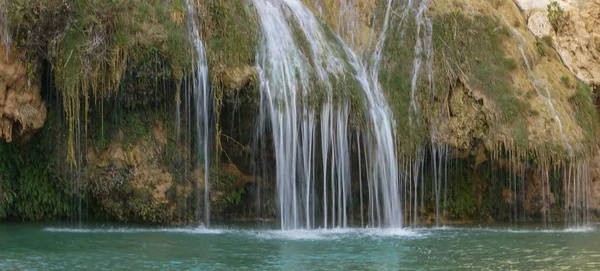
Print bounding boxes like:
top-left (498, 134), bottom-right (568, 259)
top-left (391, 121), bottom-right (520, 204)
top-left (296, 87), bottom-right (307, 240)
top-left (380, 12), bottom-right (431, 154)
top-left (536, 39), bottom-right (546, 56)
top-left (8, 0), bottom-right (191, 164)
top-left (202, 0), bottom-right (258, 79)
top-left (570, 81), bottom-right (598, 149)
top-left (433, 12), bottom-right (521, 123)
top-left (542, 35), bottom-right (553, 45)
top-left (547, 1), bottom-right (569, 34)
top-left (560, 75), bottom-right (571, 88)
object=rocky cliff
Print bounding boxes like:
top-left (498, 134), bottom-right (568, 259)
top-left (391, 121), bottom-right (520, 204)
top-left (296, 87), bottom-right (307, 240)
top-left (0, 0), bottom-right (598, 224)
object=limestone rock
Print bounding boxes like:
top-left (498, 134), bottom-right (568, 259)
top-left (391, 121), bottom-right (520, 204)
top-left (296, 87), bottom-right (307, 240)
top-left (514, 0), bottom-right (575, 12)
top-left (310, 0), bottom-right (376, 50)
top-left (89, 130), bottom-right (175, 222)
top-left (438, 81), bottom-right (493, 149)
top-left (527, 12), bottom-right (552, 38)
top-left (219, 65), bottom-right (257, 91)
top-left (553, 1), bottom-right (600, 84)
top-left (0, 45), bottom-right (46, 142)
top-left (523, 0), bottom-right (600, 84)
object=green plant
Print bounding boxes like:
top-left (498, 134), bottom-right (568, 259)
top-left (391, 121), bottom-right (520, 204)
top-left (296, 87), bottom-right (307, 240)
top-left (560, 75), bottom-right (571, 88)
top-left (542, 35), bottom-right (553, 45)
top-left (445, 161), bottom-right (478, 219)
top-left (504, 58), bottom-right (518, 70)
top-left (547, 1), bottom-right (569, 34)
top-left (570, 81), bottom-right (599, 148)
top-left (536, 40), bottom-right (546, 56)
top-left (0, 111), bottom-right (72, 221)
top-left (7, 0), bottom-right (191, 164)
top-left (432, 13), bottom-right (523, 125)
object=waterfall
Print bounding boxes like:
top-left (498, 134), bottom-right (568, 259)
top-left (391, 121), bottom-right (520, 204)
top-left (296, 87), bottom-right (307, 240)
top-left (408, 0), bottom-right (433, 120)
top-left (347, 0), bottom-right (402, 228)
top-left (398, 0), bottom-right (447, 226)
top-left (499, 15), bottom-right (590, 226)
top-left (185, 0), bottom-right (212, 227)
top-left (252, 0), bottom-right (402, 229)
top-left (518, 44), bottom-right (572, 156)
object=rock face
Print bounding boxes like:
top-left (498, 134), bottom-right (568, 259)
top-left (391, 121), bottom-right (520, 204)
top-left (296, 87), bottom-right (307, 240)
top-left (310, 0), bottom-right (377, 50)
top-left (524, 0), bottom-right (600, 84)
top-left (554, 1), bottom-right (600, 84)
top-left (0, 45), bottom-right (46, 142)
top-left (514, 0), bottom-right (576, 11)
top-left (439, 82), bottom-right (493, 149)
top-left (86, 121), bottom-right (177, 223)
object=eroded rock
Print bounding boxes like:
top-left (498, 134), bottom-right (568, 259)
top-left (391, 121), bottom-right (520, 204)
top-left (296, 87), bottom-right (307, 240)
top-left (523, 0), bottom-right (600, 84)
top-left (527, 12), bottom-right (553, 38)
top-left (88, 121), bottom-right (176, 223)
top-left (438, 81), bottom-right (493, 149)
top-left (0, 45), bottom-right (46, 142)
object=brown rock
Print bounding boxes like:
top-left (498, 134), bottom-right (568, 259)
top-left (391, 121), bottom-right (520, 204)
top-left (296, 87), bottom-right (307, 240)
top-left (0, 44), bottom-right (46, 142)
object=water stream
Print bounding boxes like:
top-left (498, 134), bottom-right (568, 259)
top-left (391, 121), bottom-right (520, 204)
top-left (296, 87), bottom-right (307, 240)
top-left (499, 15), bottom-right (590, 226)
top-left (185, 0), bottom-right (212, 227)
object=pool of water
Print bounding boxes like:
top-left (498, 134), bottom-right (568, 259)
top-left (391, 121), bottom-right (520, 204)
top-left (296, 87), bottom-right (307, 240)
top-left (1, 222), bottom-right (598, 270)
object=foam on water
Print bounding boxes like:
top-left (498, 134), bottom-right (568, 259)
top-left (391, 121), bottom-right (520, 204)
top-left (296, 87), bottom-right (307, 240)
top-left (43, 226), bottom-right (227, 234)
top-left (447, 226), bottom-right (596, 234)
top-left (248, 227), bottom-right (423, 240)
top-left (44, 226), bottom-right (424, 241)
top-left (252, 229), bottom-right (348, 240)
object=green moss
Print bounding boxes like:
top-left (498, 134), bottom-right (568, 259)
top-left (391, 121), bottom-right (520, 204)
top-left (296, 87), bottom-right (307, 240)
top-left (536, 39), bottom-right (546, 56)
top-left (560, 75), bottom-right (571, 88)
top-left (432, 12), bottom-right (525, 124)
top-left (445, 158), bottom-right (478, 219)
top-left (379, 12), bottom-right (429, 155)
top-left (0, 110), bottom-right (72, 221)
top-left (204, 0), bottom-right (258, 78)
top-left (570, 81), bottom-right (599, 150)
top-left (542, 35), bottom-right (553, 45)
top-left (511, 118), bottom-right (530, 147)
top-left (380, 12), bottom-right (525, 155)
top-left (8, 0), bottom-right (191, 164)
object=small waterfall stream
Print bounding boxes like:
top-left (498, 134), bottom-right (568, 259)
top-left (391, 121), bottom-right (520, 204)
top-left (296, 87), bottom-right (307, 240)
top-left (185, 0), bottom-right (212, 227)
top-left (497, 14), bottom-right (590, 226)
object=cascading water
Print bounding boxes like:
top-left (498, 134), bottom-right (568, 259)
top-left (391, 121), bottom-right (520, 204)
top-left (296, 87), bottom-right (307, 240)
top-left (393, 0), bottom-right (448, 227)
top-left (517, 43), bottom-right (572, 156)
top-left (483, 13), bottom-right (592, 227)
top-left (185, 0), bottom-right (212, 227)
top-left (252, 0), bottom-right (402, 229)
top-left (408, 0), bottom-right (432, 119)
top-left (347, 0), bottom-right (402, 228)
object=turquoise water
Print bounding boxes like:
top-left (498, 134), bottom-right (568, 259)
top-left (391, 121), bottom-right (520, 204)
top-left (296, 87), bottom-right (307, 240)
top-left (1, 223), bottom-right (599, 270)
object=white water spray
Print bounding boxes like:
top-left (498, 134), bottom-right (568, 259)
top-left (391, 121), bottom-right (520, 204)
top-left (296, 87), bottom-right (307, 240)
top-left (185, 0), bottom-right (212, 227)
top-left (252, 0), bottom-right (402, 229)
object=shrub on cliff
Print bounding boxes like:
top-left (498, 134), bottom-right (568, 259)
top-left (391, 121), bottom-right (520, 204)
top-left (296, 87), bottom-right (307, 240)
top-left (547, 1), bottom-right (569, 34)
